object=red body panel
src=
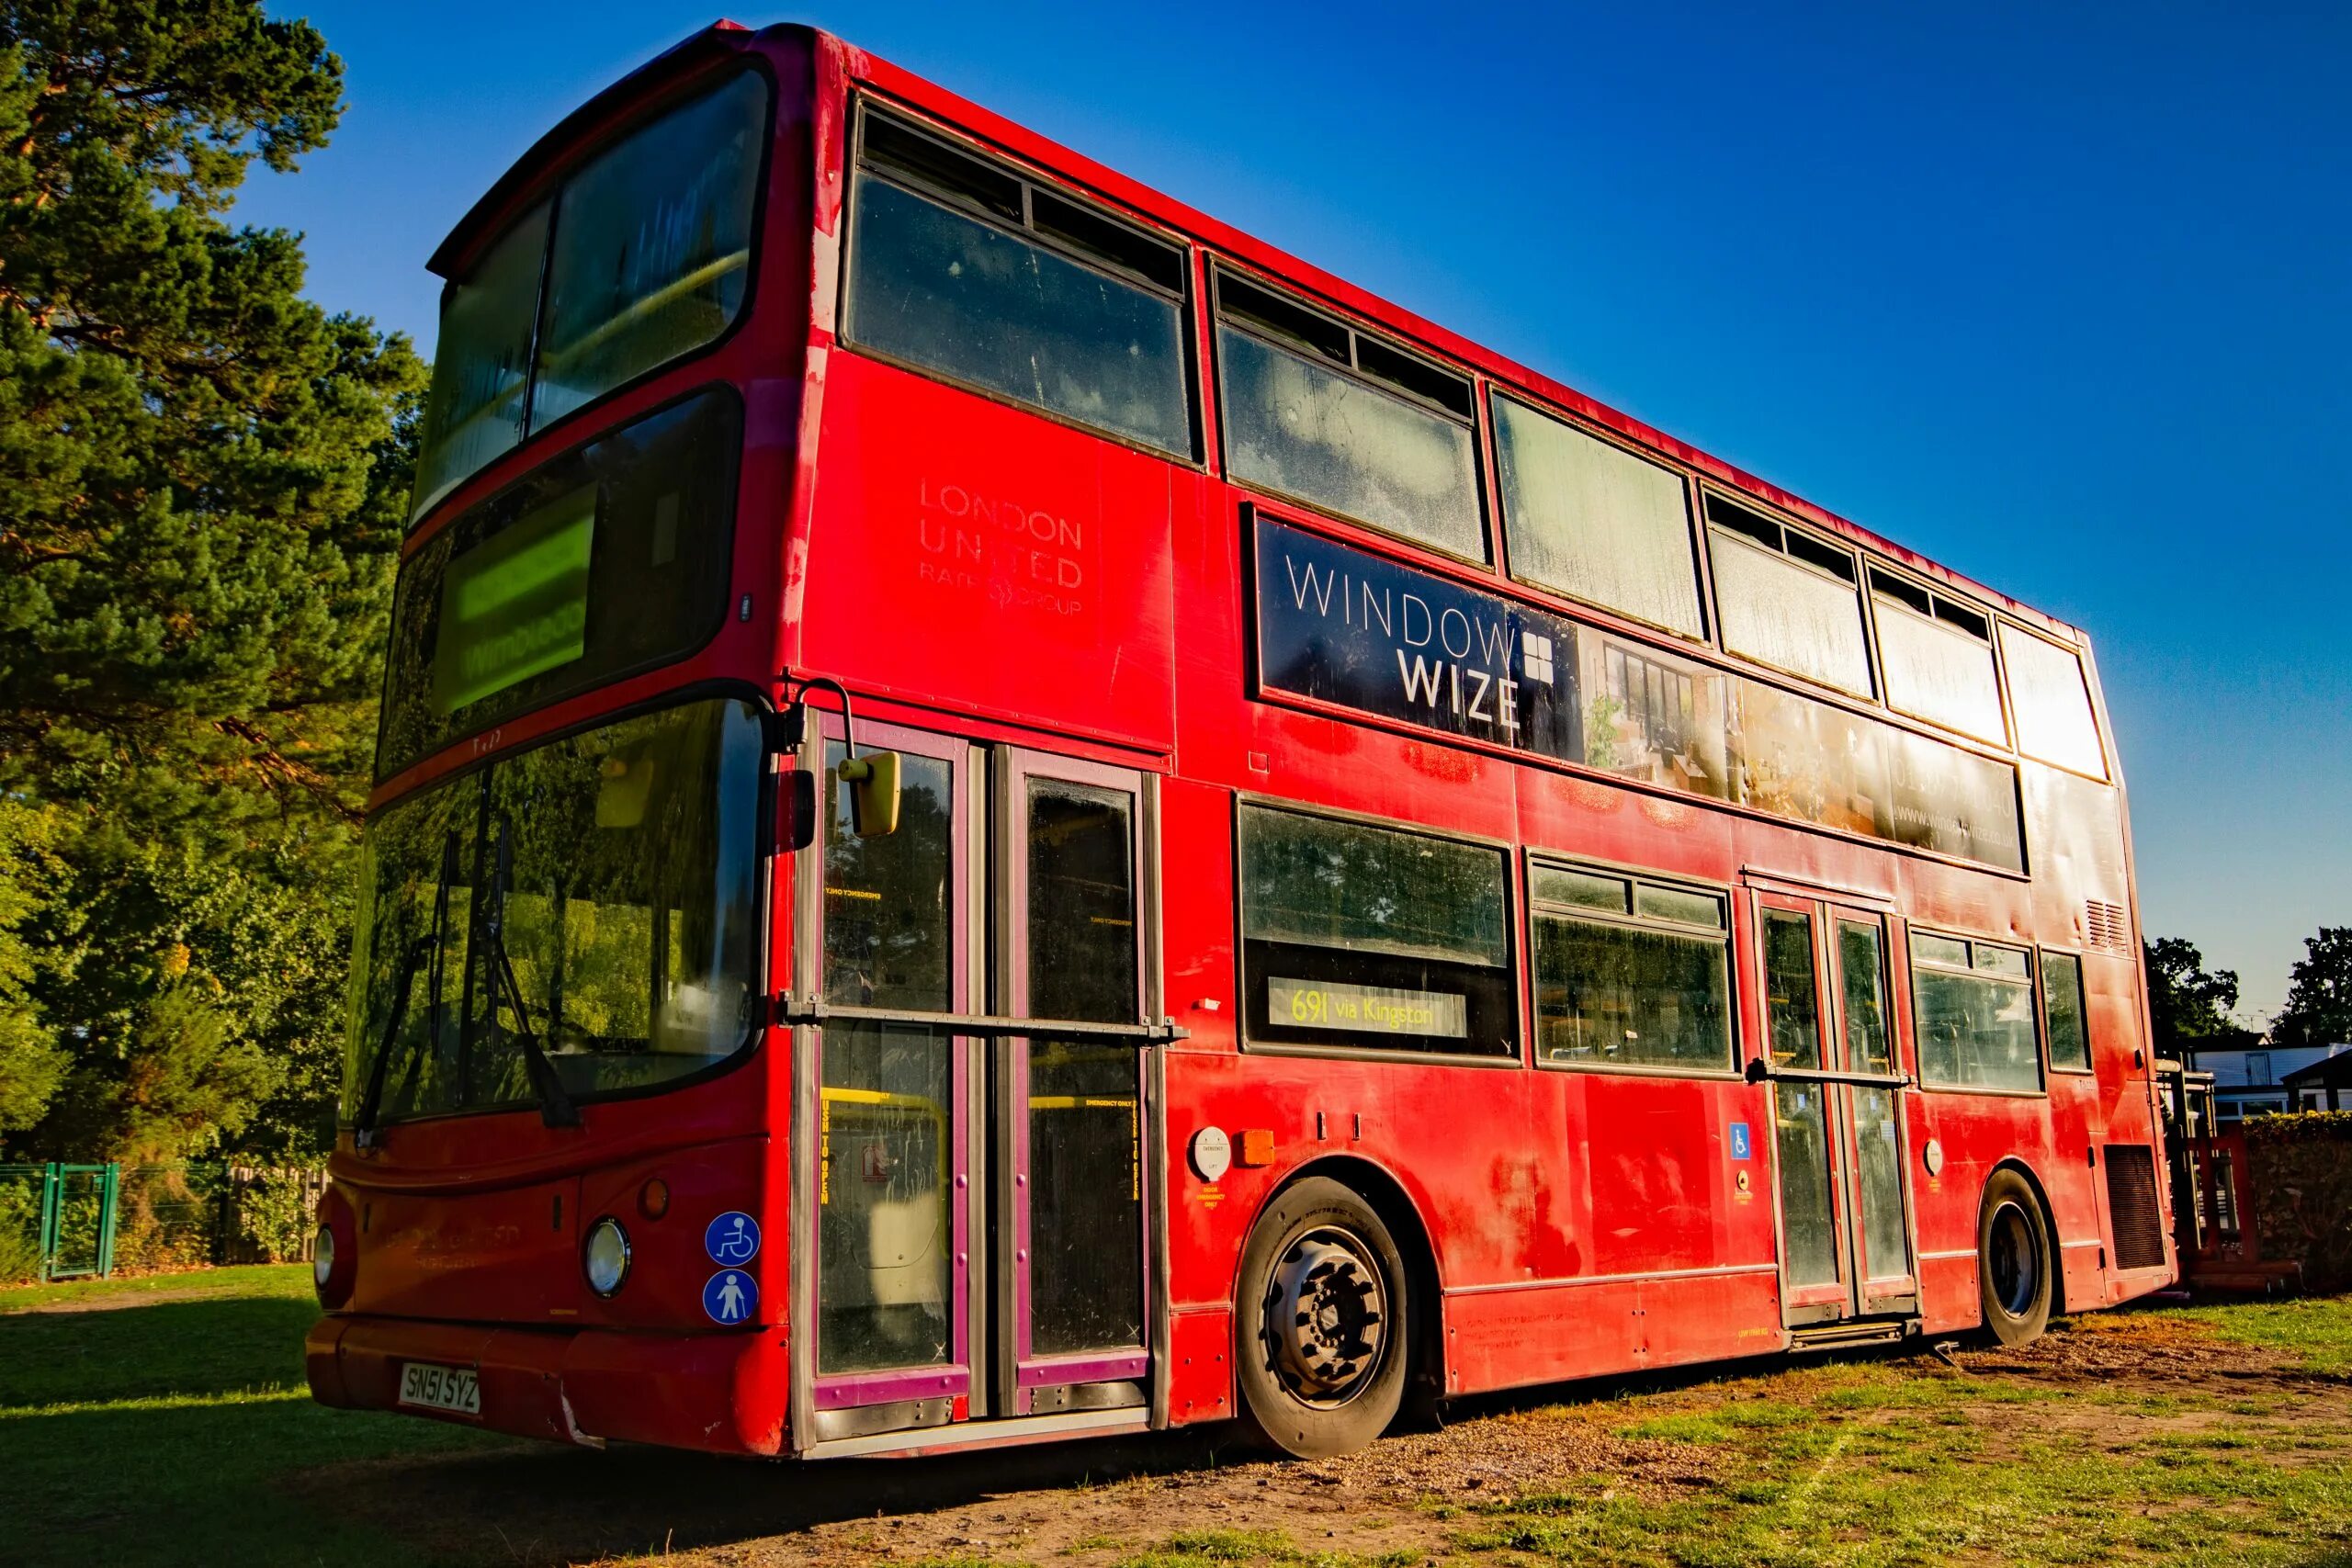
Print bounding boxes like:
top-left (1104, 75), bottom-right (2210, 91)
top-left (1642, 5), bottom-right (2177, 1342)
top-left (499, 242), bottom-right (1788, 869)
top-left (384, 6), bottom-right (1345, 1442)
top-left (312, 22), bottom-right (2175, 1461)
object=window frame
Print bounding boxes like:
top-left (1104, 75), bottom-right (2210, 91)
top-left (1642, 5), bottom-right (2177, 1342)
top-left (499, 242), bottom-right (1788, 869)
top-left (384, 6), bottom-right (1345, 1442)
top-left (378, 380), bottom-right (749, 784)
top-left (1210, 264), bottom-right (1490, 568)
top-left (838, 97), bottom-right (1204, 466)
top-left (1522, 851), bottom-right (1741, 1080)
top-left (1907, 927), bottom-right (2048, 1099)
top-left (411, 61), bottom-right (777, 533)
top-left (1700, 486), bottom-right (1878, 700)
top-left (1995, 617), bottom-right (2111, 783)
top-left (1488, 388), bottom-right (1712, 646)
top-left (2037, 945), bottom-right (2095, 1077)
top-left (1232, 795), bottom-right (1521, 1068)
top-left (1865, 561), bottom-right (2012, 748)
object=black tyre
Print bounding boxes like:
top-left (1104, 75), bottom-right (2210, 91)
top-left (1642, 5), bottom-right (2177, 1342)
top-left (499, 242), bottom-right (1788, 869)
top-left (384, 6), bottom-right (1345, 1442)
top-left (1234, 1176), bottom-right (1412, 1459)
top-left (1977, 1168), bottom-right (2053, 1347)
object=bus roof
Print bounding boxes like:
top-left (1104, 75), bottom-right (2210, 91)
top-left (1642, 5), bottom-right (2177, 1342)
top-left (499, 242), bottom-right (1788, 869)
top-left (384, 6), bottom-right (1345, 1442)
top-left (430, 19), bottom-right (2087, 649)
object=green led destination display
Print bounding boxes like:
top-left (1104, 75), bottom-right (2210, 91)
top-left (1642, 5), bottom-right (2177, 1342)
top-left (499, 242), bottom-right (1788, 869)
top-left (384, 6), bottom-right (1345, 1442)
top-left (430, 485), bottom-right (596, 716)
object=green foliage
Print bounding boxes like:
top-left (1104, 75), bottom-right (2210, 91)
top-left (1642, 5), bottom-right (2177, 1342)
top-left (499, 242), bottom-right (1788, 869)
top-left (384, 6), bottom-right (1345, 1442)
top-left (2143, 936), bottom-right (2254, 1060)
top-left (0, 1173), bottom-right (41, 1282)
top-left (0, 801), bottom-right (68, 1133)
top-left (2273, 926), bottom-right (2352, 1050)
top-left (0, 2), bottom-right (424, 1160)
top-left (235, 1167), bottom-right (317, 1263)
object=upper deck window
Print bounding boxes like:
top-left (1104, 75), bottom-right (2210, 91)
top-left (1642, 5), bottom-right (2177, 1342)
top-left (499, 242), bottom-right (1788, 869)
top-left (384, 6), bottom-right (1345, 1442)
top-left (1998, 624), bottom-right (2107, 779)
top-left (1216, 273), bottom-right (1485, 562)
top-left (1704, 494), bottom-right (1873, 697)
top-left (843, 109), bottom-right (1193, 458)
top-left (1493, 394), bottom-right (1704, 638)
top-left (410, 70), bottom-right (769, 524)
top-left (1870, 567), bottom-right (2006, 744)
top-left (379, 388), bottom-right (741, 783)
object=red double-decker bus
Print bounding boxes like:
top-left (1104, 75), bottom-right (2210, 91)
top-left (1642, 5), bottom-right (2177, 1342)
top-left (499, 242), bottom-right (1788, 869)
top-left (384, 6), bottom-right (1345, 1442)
top-left (307, 22), bottom-right (2176, 1461)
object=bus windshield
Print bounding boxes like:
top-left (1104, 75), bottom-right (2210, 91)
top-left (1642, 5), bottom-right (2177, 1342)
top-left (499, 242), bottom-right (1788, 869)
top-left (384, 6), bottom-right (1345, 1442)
top-left (344, 696), bottom-right (763, 1126)
top-left (408, 67), bottom-right (769, 523)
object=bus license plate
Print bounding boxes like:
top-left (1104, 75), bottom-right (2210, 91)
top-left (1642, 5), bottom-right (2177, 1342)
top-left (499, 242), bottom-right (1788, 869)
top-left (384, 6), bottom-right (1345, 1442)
top-left (396, 1361), bottom-right (481, 1416)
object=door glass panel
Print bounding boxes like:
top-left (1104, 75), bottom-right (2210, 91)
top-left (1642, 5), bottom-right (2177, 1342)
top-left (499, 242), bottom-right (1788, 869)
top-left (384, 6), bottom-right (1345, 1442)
top-left (1762, 909), bottom-right (1823, 1069)
top-left (1025, 778), bottom-right (1143, 1356)
top-left (1852, 1085), bottom-right (1909, 1281)
top-left (819, 746), bottom-right (956, 1373)
top-left (1775, 1080), bottom-right (1839, 1288)
top-left (1838, 919), bottom-right (1892, 1075)
top-left (1763, 908), bottom-right (1838, 1290)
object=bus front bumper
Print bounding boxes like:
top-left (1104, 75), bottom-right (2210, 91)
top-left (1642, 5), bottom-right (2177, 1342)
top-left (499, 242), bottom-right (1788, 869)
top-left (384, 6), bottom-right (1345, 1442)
top-left (305, 1313), bottom-right (789, 1456)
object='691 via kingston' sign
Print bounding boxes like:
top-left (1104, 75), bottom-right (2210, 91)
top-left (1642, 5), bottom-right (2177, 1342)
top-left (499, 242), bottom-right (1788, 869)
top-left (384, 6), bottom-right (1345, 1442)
top-left (1253, 517), bottom-right (1582, 762)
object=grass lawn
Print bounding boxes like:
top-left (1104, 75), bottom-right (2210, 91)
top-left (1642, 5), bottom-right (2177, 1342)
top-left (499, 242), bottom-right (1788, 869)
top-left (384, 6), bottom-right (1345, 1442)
top-left (0, 1264), bottom-right (514, 1568)
top-left (2, 1267), bottom-right (2349, 1568)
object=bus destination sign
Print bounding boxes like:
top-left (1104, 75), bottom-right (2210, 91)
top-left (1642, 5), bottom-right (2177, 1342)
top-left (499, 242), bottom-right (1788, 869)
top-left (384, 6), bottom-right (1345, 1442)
top-left (1254, 517), bottom-right (1582, 762)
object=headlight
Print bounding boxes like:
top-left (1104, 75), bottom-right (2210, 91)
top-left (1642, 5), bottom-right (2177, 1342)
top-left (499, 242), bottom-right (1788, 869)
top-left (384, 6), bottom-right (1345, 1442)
top-left (311, 1225), bottom-right (336, 1292)
top-left (583, 1217), bottom-right (630, 1297)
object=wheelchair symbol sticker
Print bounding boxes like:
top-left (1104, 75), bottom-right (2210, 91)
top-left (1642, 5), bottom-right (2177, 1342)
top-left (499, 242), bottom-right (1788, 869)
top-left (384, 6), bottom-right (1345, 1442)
top-left (1728, 1122), bottom-right (1752, 1160)
top-left (704, 1269), bottom-right (757, 1325)
top-left (706, 1211), bottom-right (761, 1265)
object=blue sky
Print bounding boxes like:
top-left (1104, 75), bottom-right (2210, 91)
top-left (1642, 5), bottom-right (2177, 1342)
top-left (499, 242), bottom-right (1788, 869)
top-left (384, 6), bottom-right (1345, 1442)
top-left (245, 2), bottom-right (2351, 1023)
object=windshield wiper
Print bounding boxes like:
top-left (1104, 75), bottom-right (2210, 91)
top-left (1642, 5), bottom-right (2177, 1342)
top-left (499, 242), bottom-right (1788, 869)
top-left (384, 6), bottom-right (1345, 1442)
top-left (481, 818), bottom-right (581, 1130)
top-left (354, 830), bottom-right (459, 1147)
top-left (479, 918), bottom-right (581, 1130)
top-left (353, 935), bottom-right (432, 1147)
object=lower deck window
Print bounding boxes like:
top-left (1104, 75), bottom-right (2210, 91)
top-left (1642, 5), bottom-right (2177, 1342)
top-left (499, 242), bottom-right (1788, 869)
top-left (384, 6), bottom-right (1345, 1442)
top-left (1913, 933), bottom-right (2042, 1092)
top-left (1529, 864), bottom-right (1732, 1071)
top-left (1238, 805), bottom-right (1513, 1057)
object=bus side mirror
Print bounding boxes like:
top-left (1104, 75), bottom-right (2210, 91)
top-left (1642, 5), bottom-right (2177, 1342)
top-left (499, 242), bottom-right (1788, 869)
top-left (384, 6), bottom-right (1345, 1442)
top-left (838, 750), bottom-right (901, 838)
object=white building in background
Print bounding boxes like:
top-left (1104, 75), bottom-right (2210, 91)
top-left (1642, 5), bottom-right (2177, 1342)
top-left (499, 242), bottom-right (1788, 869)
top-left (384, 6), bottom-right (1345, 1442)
top-left (2188, 1040), bottom-right (2352, 1121)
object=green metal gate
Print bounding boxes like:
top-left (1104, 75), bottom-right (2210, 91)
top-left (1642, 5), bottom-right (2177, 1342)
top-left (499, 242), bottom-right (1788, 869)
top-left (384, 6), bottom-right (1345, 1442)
top-left (0, 1163), bottom-right (119, 1281)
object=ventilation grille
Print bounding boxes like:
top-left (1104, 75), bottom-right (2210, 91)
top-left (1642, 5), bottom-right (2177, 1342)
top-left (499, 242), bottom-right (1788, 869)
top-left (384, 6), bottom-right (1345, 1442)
top-left (2105, 1145), bottom-right (2166, 1271)
top-left (2086, 899), bottom-right (2132, 953)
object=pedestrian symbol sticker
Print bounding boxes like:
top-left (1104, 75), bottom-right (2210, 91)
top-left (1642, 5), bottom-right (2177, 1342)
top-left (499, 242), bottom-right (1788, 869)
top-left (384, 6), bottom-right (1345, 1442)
top-left (704, 1269), bottom-right (757, 1325)
top-left (1729, 1122), bottom-right (1752, 1160)
top-left (706, 1211), bottom-right (761, 1265)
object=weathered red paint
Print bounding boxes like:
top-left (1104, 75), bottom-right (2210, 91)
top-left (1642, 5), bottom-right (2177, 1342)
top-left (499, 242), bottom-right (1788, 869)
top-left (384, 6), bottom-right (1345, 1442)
top-left (309, 22), bottom-right (2175, 1460)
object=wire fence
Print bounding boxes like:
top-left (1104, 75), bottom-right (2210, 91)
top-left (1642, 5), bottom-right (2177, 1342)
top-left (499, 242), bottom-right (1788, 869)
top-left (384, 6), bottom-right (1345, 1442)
top-left (0, 1163), bottom-right (326, 1284)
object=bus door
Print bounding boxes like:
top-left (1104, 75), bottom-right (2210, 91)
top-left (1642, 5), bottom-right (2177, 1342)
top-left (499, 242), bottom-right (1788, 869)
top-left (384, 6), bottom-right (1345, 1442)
top-left (996, 750), bottom-right (1154, 1418)
top-left (1754, 893), bottom-right (1919, 1326)
top-left (796, 723), bottom-right (1158, 1448)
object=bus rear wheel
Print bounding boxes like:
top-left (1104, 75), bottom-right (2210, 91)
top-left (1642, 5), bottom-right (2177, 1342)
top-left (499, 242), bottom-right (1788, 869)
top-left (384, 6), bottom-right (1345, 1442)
top-left (1235, 1177), bottom-right (1410, 1459)
top-left (1977, 1169), bottom-right (2053, 1347)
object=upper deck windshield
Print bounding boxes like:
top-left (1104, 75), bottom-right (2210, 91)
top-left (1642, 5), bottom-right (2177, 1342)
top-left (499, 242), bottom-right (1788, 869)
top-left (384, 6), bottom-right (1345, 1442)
top-left (408, 67), bottom-right (769, 524)
top-left (345, 696), bottom-right (763, 1127)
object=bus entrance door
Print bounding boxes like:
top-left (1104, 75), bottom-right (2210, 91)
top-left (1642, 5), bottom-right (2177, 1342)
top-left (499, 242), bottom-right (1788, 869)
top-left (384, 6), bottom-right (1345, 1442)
top-left (797, 723), bottom-right (1157, 1451)
top-left (1754, 893), bottom-right (1919, 1328)
top-left (995, 750), bottom-right (1154, 1421)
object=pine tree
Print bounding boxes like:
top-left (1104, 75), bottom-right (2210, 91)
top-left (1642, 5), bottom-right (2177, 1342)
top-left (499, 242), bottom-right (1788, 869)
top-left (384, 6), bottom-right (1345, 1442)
top-left (0, 2), bottom-right (424, 1160)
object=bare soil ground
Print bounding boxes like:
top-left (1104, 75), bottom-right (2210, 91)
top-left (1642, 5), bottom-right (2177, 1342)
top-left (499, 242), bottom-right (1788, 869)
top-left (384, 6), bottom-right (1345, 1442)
top-left (285, 1306), bottom-right (2352, 1567)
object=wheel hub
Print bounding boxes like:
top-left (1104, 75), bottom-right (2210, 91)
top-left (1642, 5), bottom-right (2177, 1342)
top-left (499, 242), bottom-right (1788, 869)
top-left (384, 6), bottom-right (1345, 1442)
top-left (1264, 1227), bottom-right (1386, 1406)
top-left (1988, 1201), bottom-right (2040, 1317)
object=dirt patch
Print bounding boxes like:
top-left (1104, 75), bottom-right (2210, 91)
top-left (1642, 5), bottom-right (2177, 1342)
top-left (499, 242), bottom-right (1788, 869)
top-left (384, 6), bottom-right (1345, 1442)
top-left (2, 1284), bottom-right (248, 1315)
top-left (285, 1311), bottom-right (2352, 1567)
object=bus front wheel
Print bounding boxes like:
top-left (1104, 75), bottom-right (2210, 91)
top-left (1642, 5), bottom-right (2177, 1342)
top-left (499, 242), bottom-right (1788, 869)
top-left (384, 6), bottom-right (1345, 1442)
top-left (1234, 1177), bottom-right (1410, 1459)
top-left (1977, 1168), bottom-right (2054, 1347)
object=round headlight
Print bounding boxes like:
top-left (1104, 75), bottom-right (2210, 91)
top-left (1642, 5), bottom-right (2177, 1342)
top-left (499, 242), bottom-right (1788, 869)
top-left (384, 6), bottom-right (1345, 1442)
top-left (583, 1217), bottom-right (630, 1297)
top-left (311, 1224), bottom-right (336, 1292)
